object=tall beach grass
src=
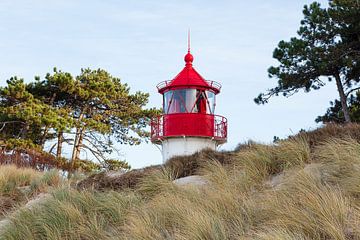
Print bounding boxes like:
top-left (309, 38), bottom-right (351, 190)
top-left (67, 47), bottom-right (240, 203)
top-left (2, 125), bottom-right (360, 239)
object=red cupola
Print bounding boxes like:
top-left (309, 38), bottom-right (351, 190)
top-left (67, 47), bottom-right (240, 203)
top-left (151, 39), bottom-right (227, 162)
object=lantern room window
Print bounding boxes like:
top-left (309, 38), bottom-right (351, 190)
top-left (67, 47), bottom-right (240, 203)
top-left (163, 89), bottom-right (216, 114)
top-left (206, 91), bottom-right (216, 114)
top-left (163, 91), bottom-right (173, 113)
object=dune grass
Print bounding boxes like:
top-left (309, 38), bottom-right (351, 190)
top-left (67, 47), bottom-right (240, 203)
top-left (0, 165), bottom-right (62, 217)
top-left (1, 188), bottom-right (142, 240)
top-left (2, 126), bottom-right (360, 239)
top-left (0, 165), bottom-right (41, 196)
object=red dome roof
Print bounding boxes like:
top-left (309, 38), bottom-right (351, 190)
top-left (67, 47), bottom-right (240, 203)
top-left (157, 51), bottom-right (221, 94)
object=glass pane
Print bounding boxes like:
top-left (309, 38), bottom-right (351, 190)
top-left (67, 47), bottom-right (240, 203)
top-left (164, 91), bottom-right (173, 113)
top-left (206, 91), bottom-right (216, 114)
top-left (168, 90), bottom-right (185, 113)
top-left (185, 89), bottom-right (197, 112)
top-left (191, 90), bottom-right (200, 113)
top-left (166, 89), bottom-right (198, 114)
top-left (195, 91), bottom-right (207, 114)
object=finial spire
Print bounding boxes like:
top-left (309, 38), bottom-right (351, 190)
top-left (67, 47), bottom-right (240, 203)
top-left (188, 29), bottom-right (191, 53)
top-left (184, 29), bottom-right (194, 66)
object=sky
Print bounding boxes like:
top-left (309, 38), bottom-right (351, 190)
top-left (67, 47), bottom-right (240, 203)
top-left (0, 0), bottom-right (333, 169)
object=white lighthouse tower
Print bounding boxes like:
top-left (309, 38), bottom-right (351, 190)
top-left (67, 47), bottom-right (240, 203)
top-left (151, 40), bottom-right (227, 162)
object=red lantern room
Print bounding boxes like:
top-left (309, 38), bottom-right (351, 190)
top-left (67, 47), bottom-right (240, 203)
top-left (151, 39), bottom-right (227, 162)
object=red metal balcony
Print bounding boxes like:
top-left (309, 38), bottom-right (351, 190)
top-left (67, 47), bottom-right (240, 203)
top-left (156, 80), bottom-right (222, 93)
top-left (151, 113), bottom-right (227, 144)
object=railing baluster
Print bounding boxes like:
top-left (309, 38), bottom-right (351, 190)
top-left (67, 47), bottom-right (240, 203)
top-left (151, 114), bottom-right (227, 142)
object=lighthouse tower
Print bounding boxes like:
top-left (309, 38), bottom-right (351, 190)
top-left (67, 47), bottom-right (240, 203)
top-left (151, 40), bottom-right (227, 162)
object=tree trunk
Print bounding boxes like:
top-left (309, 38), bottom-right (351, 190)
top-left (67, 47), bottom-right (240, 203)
top-left (69, 111), bottom-right (85, 178)
top-left (21, 123), bottom-right (29, 139)
top-left (40, 126), bottom-right (49, 148)
top-left (68, 127), bottom-right (84, 179)
top-left (40, 93), bottom-right (57, 148)
top-left (74, 128), bottom-right (84, 162)
top-left (69, 127), bottom-right (80, 178)
top-left (56, 130), bottom-right (63, 158)
top-left (334, 73), bottom-right (351, 123)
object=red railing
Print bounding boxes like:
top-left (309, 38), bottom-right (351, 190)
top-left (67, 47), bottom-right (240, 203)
top-left (151, 113), bottom-right (227, 143)
top-left (156, 80), bottom-right (172, 91)
top-left (151, 115), bottom-right (164, 141)
top-left (206, 80), bottom-right (222, 91)
top-left (214, 115), bottom-right (227, 140)
top-left (156, 80), bottom-right (222, 92)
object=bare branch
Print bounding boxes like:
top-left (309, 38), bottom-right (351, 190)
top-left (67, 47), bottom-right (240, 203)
top-left (48, 143), bottom-right (58, 155)
top-left (346, 87), bottom-right (360, 98)
top-left (82, 137), bottom-right (109, 161)
top-left (0, 121), bottom-right (26, 132)
top-left (81, 144), bottom-right (105, 163)
top-left (258, 87), bottom-right (300, 104)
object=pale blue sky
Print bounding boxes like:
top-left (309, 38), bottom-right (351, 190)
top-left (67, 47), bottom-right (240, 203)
top-left (0, 0), bottom-right (332, 168)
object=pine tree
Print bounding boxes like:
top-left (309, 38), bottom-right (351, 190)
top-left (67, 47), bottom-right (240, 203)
top-left (0, 77), bottom-right (64, 145)
top-left (255, 0), bottom-right (360, 123)
top-left (0, 68), bottom-right (159, 173)
top-left (316, 91), bottom-right (360, 123)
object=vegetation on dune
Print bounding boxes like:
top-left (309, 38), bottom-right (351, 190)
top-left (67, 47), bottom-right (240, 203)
top-left (1, 188), bottom-right (142, 240)
top-left (1, 124), bottom-right (360, 239)
top-left (0, 165), bottom-right (61, 217)
top-left (77, 123), bottom-right (360, 192)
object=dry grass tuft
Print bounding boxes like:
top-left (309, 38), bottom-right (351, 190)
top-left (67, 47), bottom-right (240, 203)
top-left (0, 165), bottom-right (61, 217)
top-left (1, 188), bottom-right (142, 240)
top-left (262, 170), bottom-right (351, 240)
top-left (296, 123), bottom-right (360, 149)
top-left (0, 165), bottom-right (41, 196)
top-left (77, 165), bottom-right (162, 191)
top-left (315, 138), bottom-right (360, 200)
top-left (136, 168), bottom-right (178, 198)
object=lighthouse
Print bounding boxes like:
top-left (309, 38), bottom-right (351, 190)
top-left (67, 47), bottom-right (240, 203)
top-left (151, 39), bottom-right (227, 162)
